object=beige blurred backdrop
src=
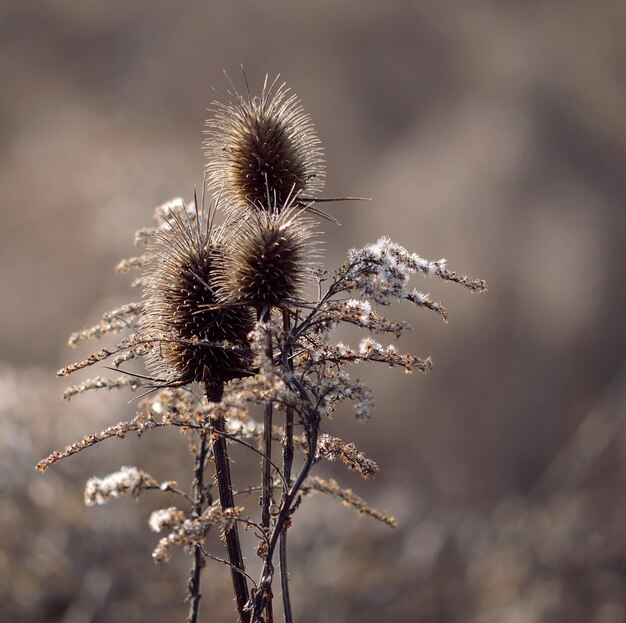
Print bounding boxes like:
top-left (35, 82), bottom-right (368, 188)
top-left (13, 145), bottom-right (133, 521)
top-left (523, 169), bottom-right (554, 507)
top-left (2, 2), bottom-right (626, 622)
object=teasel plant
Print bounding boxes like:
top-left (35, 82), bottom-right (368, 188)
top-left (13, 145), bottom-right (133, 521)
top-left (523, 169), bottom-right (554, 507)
top-left (37, 74), bottom-right (486, 623)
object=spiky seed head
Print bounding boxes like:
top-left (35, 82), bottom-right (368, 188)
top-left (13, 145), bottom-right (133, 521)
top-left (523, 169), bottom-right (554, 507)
top-left (141, 204), bottom-right (254, 400)
top-left (217, 204), bottom-right (319, 309)
top-left (204, 76), bottom-right (325, 214)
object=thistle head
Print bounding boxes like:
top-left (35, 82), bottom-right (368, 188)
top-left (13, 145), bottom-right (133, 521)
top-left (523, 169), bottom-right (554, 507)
top-left (141, 202), bottom-right (254, 400)
top-left (204, 75), bottom-right (325, 215)
top-left (216, 201), bottom-right (319, 310)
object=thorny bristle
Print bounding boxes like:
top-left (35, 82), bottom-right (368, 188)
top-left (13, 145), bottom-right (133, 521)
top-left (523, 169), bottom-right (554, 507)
top-left (204, 75), bottom-right (325, 214)
top-left (215, 202), bottom-right (319, 309)
top-left (133, 197), bottom-right (201, 248)
top-left (141, 200), bottom-right (254, 398)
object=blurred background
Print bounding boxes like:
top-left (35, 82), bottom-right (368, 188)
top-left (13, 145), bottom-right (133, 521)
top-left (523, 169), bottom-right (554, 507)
top-left (1, 1), bottom-right (625, 621)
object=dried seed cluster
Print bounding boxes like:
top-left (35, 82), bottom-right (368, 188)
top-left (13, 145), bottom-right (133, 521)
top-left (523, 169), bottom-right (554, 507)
top-left (141, 208), bottom-right (255, 401)
top-left (204, 76), bottom-right (324, 213)
top-left (216, 205), bottom-right (318, 309)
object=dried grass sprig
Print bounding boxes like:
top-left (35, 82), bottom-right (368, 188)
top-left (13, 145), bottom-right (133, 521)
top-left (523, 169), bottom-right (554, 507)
top-left (151, 506), bottom-right (244, 563)
top-left (115, 256), bottom-right (145, 273)
top-left (62, 375), bottom-right (144, 400)
top-left (36, 413), bottom-right (157, 473)
top-left (301, 476), bottom-right (397, 528)
top-left (68, 303), bottom-right (143, 347)
top-left (317, 433), bottom-right (379, 478)
top-left (84, 466), bottom-right (159, 506)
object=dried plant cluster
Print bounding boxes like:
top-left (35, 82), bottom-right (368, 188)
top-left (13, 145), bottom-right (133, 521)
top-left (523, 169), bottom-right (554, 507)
top-left (38, 75), bottom-right (486, 623)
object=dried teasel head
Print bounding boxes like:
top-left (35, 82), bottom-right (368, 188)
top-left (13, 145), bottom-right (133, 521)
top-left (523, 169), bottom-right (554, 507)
top-left (216, 200), bottom-right (319, 310)
top-left (141, 199), bottom-right (254, 401)
top-left (204, 74), bottom-right (325, 215)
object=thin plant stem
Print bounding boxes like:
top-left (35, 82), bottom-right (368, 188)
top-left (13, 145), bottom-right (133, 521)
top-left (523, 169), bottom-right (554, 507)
top-left (262, 395), bottom-right (274, 532)
top-left (187, 431), bottom-right (209, 623)
top-left (208, 388), bottom-right (251, 623)
top-left (251, 423), bottom-right (319, 623)
top-left (198, 546), bottom-right (258, 588)
top-left (258, 307), bottom-right (275, 623)
top-left (279, 309), bottom-right (294, 623)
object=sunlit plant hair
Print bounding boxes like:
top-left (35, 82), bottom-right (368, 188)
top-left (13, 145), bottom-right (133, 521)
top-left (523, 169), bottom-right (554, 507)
top-left (38, 74), bottom-right (486, 623)
top-left (204, 74), bottom-right (325, 214)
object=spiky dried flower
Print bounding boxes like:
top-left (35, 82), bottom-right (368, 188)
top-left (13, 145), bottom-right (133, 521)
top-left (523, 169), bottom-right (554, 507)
top-left (142, 202), bottom-right (254, 401)
top-left (216, 202), bottom-right (319, 309)
top-left (204, 75), bottom-right (325, 214)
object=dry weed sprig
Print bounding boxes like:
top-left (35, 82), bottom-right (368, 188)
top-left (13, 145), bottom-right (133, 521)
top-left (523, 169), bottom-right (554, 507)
top-left (301, 476), bottom-right (397, 528)
top-left (62, 376), bottom-right (144, 400)
top-left (36, 413), bottom-right (157, 472)
top-left (84, 466), bottom-right (159, 506)
top-left (115, 256), bottom-right (145, 273)
top-left (68, 303), bottom-right (143, 347)
top-left (215, 201), bottom-right (319, 309)
top-left (317, 433), bottom-right (379, 478)
top-left (151, 505), bottom-right (244, 563)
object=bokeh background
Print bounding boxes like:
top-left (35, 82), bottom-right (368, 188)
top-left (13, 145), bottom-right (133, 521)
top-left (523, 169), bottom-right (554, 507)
top-left (2, 2), bottom-right (626, 622)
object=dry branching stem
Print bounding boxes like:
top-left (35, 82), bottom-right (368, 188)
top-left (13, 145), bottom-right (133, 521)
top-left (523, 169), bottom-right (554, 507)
top-left (209, 404), bottom-right (250, 623)
top-left (187, 431), bottom-right (209, 623)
